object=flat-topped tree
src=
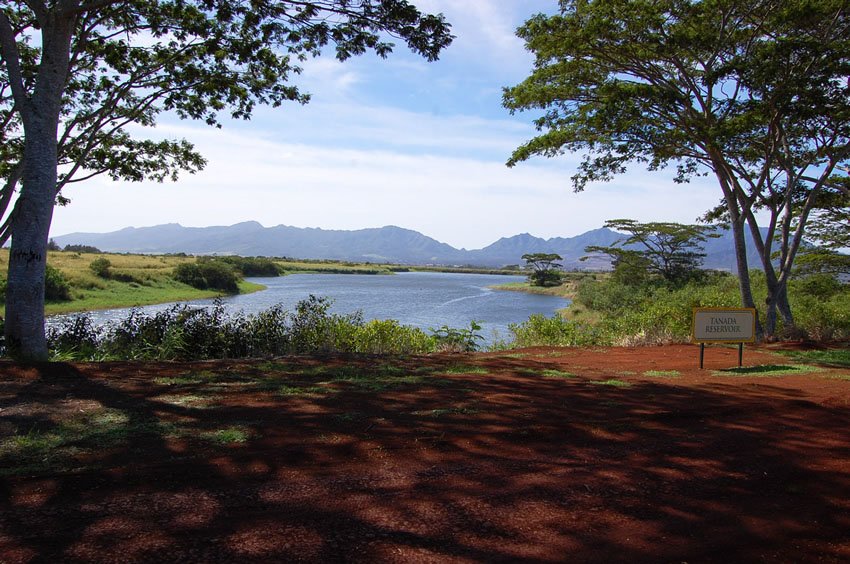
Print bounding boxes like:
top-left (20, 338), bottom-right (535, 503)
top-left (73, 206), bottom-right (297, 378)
top-left (0, 1), bottom-right (453, 360)
top-left (522, 252), bottom-right (563, 287)
top-left (584, 219), bottom-right (718, 287)
top-left (504, 0), bottom-right (850, 339)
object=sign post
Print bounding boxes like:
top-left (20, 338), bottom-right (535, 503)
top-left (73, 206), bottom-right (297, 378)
top-left (692, 308), bottom-right (756, 369)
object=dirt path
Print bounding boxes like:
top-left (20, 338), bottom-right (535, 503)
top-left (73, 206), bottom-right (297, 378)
top-left (1, 344), bottom-right (849, 562)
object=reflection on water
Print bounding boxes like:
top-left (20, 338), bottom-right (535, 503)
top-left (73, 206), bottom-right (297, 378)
top-left (49, 271), bottom-right (571, 345)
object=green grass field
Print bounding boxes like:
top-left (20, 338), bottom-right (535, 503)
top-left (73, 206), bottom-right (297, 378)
top-left (0, 250), bottom-right (268, 316)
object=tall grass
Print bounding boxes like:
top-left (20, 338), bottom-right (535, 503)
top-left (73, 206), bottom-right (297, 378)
top-left (45, 296), bottom-right (481, 360)
top-left (506, 269), bottom-right (850, 347)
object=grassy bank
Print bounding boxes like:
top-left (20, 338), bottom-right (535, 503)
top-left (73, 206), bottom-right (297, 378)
top-left (0, 250), bottom-right (267, 316)
top-left (42, 279), bottom-right (265, 316)
top-left (407, 265), bottom-right (525, 276)
top-left (490, 272), bottom-right (604, 318)
top-left (274, 259), bottom-right (393, 275)
top-left (492, 281), bottom-right (577, 298)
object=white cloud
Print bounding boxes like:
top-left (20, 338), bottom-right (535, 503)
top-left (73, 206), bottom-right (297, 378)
top-left (415, 0), bottom-right (545, 68)
top-left (48, 1), bottom-right (733, 251)
top-left (52, 119), bottom-right (723, 249)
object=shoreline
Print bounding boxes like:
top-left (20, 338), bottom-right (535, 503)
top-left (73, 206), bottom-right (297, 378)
top-left (43, 280), bottom-right (268, 317)
top-left (490, 281), bottom-right (576, 317)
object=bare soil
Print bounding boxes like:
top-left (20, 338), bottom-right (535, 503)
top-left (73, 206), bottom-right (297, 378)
top-left (1, 344), bottom-right (849, 563)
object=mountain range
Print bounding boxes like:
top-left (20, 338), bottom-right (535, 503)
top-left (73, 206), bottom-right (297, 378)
top-left (53, 221), bottom-right (756, 271)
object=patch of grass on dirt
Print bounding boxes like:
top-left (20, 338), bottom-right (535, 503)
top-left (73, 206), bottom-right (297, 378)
top-left (541, 369), bottom-right (576, 379)
top-left (277, 384), bottom-right (332, 396)
top-left (643, 370), bottom-right (680, 378)
top-left (202, 426), bottom-right (250, 444)
top-left (0, 408), bottom-right (175, 476)
top-left (154, 375), bottom-right (206, 386)
top-left (531, 351), bottom-right (566, 358)
top-left (333, 412), bottom-right (366, 422)
top-left (155, 370), bottom-right (244, 386)
top-left (442, 365), bottom-right (490, 375)
top-left (154, 394), bottom-right (217, 407)
top-left (312, 366), bottom-right (439, 392)
top-left (415, 406), bottom-right (481, 417)
top-left (589, 378), bottom-right (631, 387)
top-left (825, 374), bottom-right (850, 381)
top-left (714, 364), bottom-right (823, 377)
top-left (777, 348), bottom-right (850, 368)
top-left (257, 361), bottom-right (300, 373)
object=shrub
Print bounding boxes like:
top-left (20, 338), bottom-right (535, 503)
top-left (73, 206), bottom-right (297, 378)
top-left (791, 290), bottom-right (850, 341)
top-left (431, 321), bottom-right (484, 352)
top-left (45, 295), bottom-right (476, 360)
top-left (356, 319), bottom-right (435, 354)
top-left (173, 260), bottom-right (240, 293)
top-left (509, 314), bottom-right (603, 347)
top-left (217, 256), bottom-right (281, 277)
top-left (63, 244), bottom-right (101, 253)
top-left (46, 315), bottom-right (101, 359)
top-left (44, 265), bottom-right (72, 301)
top-left (89, 257), bottom-right (112, 278)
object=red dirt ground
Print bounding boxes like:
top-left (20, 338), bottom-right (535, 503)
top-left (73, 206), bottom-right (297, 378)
top-left (1, 344), bottom-right (849, 563)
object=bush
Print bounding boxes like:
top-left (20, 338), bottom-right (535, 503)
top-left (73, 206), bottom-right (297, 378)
top-left (46, 315), bottom-right (101, 359)
top-left (63, 244), bottom-right (101, 253)
top-left (173, 260), bottom-right (240, 293)
top-left (89, 257), bottom-right (112, 278)
top-left (509, 314), bottom-right (603, 347)
top-left (217, 256), bottom-right (281, 277)
top-left (565, 271), bottom-right (744, 346)
top-left (355, 319), bottom-right (435, 354)
top-left (567, 266), bottom-right (850, 345)
top-left (44, 265), bottom-right (72, 301)
top-left (47, 296), bottom-right (452, 360)
top-left (431, 321), bottom-right (484, 352)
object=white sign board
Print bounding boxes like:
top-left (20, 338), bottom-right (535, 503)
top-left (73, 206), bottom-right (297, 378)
top-left (692, 308), bottom-right (756, 343)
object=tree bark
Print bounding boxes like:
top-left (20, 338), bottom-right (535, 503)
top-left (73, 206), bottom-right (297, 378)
top-left (5, 123), bottom-right (58, 360)
top-left (3, 10), bottom-right (74, 360)
top-left (710, 159), bottom-right (763, 341)
top-left (728, 215), bottom-right (763, 340)
top-left (777, 284), bottom-right (794, 335)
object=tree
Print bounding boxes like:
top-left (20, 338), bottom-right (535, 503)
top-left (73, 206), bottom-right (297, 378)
top-left (803, 190), bottom-right (850, 251)
top-left (583, 219), bottom-right (718, 286)
top-left (0, 1), bottom-right (453, 359)
top-left (503, 0), bottom-right (850, 340)
top-left (522, 252), bottom-right (563, 287)
top-left (790, 186), bottom-right (850, 277)
top-left (793, 248), bottom-right (850, 277)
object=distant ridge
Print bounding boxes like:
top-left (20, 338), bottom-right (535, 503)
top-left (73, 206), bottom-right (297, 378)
top-left (53, 222), bottom-right (756, 271)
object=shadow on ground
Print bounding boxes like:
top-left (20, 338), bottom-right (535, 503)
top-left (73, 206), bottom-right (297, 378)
top-left (1, 346), bottom-right (849, 562)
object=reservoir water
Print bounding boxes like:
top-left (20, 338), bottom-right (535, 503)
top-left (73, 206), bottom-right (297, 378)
top-left (51, 272), bottom-right (571, 344)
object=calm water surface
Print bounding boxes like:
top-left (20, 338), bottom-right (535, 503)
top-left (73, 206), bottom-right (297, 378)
top-left (52, 272), bottom-right (571, 344)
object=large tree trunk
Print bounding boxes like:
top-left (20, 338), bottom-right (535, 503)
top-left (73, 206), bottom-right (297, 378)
top-left (777, 283), bottom-right (794, 335)
top-left (3, 11), bottom-right (74, 360)
top-left (711, 160), bottom-right (763, 341)
top-left (728, 215), bottom-right (763, 340)
top-left (4, 122), bottom-right (59, 360)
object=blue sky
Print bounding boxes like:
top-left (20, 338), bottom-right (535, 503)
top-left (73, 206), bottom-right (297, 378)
top-left (51, 0), bottom-right (723, 250)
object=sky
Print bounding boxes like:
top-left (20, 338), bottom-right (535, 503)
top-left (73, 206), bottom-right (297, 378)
top-left (50, 0), bottom-right (725, 251)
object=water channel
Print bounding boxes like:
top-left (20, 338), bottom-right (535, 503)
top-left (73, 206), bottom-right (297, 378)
top-left (51, 272), bottom-right (571, 345)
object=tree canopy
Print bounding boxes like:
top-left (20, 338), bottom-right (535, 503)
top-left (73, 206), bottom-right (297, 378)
top-left (504, 0), bottom-right (850, 339)
top-left (0, 0), bottom-right (453, 359)
top-left (522, 252), bottom-right (563, 287)
top-left (584, 219), bottom-right (718, 286)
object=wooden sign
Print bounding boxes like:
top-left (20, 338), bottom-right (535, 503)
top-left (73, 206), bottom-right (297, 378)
top-left (692, 308), bottom-right (757, 344)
